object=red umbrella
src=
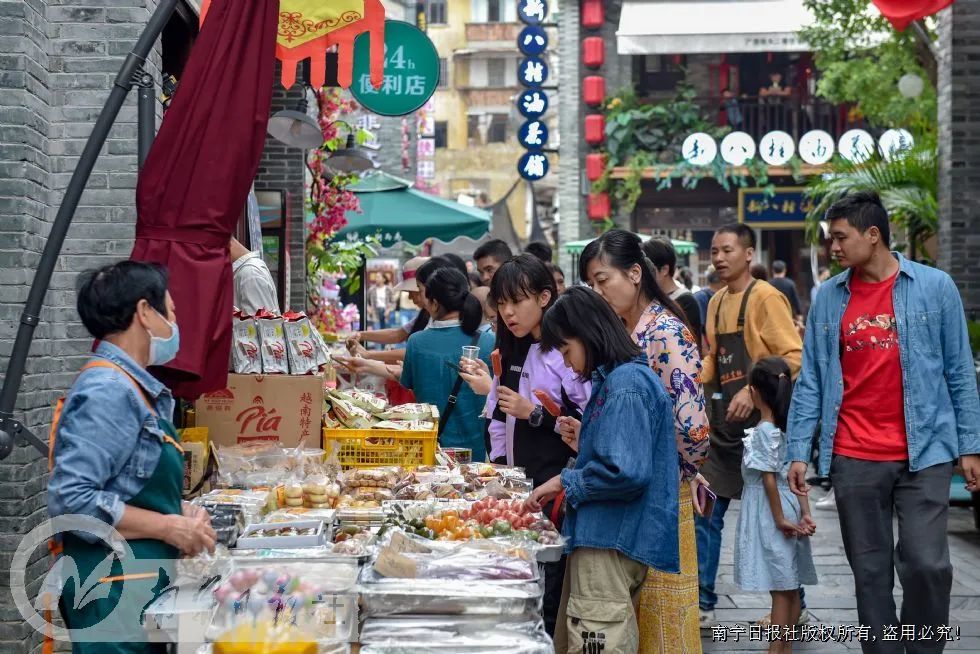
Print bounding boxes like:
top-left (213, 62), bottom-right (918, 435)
top-left (871, 0), bottom-right (954, 31)
top-left (131, 0), bottom-right (279, 399)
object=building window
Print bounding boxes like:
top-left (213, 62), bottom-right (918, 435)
top-left (487, 114), bottom-right (507, 143)
top-left (434, 121), bottom-right (448, 148)
top-left (428, 0), bottom-right (447, 25)
top-left (488, 0), bottom-right (501, 22)
top-left (467, 115), bottom-right (482, 144)
top-left (487, 59), bottom-right (506, 87)
top-left (637, 55), bottom-right (686, 93)
top-left (438, 58), bottom-right (448, 88)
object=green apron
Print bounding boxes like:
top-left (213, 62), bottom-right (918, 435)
top-left (60, 418), bottom-right (184, 654)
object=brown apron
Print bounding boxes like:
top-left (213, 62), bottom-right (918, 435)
top-left (700, 281), bottom-right (760, 500)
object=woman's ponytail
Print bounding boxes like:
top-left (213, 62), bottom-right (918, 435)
top-left (748, 356), bottom-right (794, 432)
top-left (424, 267), bottom-right (482, 336)
top-left (460, 292), bottom-right (482, 336)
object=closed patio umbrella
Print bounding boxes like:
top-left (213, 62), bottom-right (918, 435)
top-left (131, 0), bottom-right (279, 399)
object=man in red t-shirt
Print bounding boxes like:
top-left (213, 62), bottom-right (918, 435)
top-left (788, 191), bottom-right (980, 653)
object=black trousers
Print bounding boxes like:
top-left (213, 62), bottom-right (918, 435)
top-left (543, 556), bottom-right (566, 637)
top-left (831, 455), bottom-right (954, 654)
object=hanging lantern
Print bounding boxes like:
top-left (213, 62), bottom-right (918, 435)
top-left (584, 114), bottom-right (605, 145)
top-left (585, 153), bottom-right (606, 181)
top-left (582, 0), bottom-right (604, 29)
top-left (583, 76), bottom-right (606, 107)
top-left (588, 192), bottom-right (611, 220)
top-left (583, 37), bottom-right (604, 69)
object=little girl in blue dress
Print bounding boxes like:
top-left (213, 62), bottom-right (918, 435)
top-left (734, 356), bottom-right (817, 653)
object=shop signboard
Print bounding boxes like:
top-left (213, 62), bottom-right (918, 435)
top-left (351, 20), bottom-right (439, 116)
top-left (738, 187), bottom-right (812, 229)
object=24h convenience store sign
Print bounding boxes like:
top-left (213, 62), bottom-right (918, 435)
top-left (351, 20), bottom-right (439, 117)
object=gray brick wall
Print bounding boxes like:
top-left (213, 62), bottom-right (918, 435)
top-left (0, 1), bottom-right (160, 651)
top-left (557, 0), bottom-right (584, 274)
top-left (254, 77), bottom-right (308, 312)
top-left (937, 0), bottom-right (980, 317)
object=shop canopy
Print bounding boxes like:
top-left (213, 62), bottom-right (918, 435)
top-left (616, 0), bottom-right (815, 55)
top-left (334, 172), bottom-right (491, 247)
top-left (564, 236), bottom-right (697, 256)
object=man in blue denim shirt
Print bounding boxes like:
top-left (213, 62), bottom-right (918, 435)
top-left (787, 192), bottom-right (980, 653)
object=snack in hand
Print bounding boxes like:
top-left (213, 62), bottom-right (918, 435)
top-left (533, 389), bottom-right (562, 417)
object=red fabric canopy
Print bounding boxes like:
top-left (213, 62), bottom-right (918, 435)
top-left (871, 0), bottom-right (954, 31)
top-left (131, 0), bottom-right (279, 399)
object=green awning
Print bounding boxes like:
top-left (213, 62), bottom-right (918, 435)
top-left (564, 235), bottom-right (698, 256)
top-left (333, 172), bottom-right (491, 247)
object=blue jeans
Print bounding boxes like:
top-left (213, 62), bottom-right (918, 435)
top-left (695, 497), bottom-right (807, 612)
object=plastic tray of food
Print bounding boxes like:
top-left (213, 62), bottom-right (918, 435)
top-left (236, 520), bottom-right (329, 549)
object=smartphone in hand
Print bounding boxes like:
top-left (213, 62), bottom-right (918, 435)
top-left (697, 484), bottom-right (717, 519)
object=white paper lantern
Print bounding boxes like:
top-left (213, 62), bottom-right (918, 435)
top-left (838, 129), bottom-right (875, 163)
top-left (898, 73), bottom-right (924, 99)
top-left (798, 130), bottom-right (835, 165)
top-left (681, 133), bottom-right (718, 166)
top-left (878, 129), bottom-right (914, 161)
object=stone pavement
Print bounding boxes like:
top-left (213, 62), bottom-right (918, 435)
top-left (701, 489), bottom-right (980, 652)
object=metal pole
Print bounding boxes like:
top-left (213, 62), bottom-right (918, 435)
top-left (0, 0), bottom-right (179, 459)
top-left (137, 73), bottom-right (156, 169)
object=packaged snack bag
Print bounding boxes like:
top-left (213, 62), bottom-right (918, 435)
top-left (255, 310), bottom-right (289, 374)
top-left (231, 312), bottom-right (262, 374)
top-left (282, 311), bottom-right (320, 375)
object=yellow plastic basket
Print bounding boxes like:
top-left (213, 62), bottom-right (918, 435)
top-left (321, 427), bottom-right (438, 470)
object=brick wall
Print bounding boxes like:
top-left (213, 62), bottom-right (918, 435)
top-left (556, 0), bottom-right (583, 274)
top-left (937, 0), bottom-right (980, 317)
top-left (254, 77), bottom-right (308, 312)
top-left (0, 2), bottom-right (161, 650)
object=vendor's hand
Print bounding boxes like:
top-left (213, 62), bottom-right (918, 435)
top-left (496, 387), bottom-right (535, 420)
top-left (557, 416), bottom-right (581, 453)
top-left (182, 502), bottom-right (211, 525)
top-left (726, 386), bottom-right (754, 422)
top-left (525, 475), bottom-right (563, 513)
top-left (800, 514), bottom-right (817, 536)
top-left (346, 340), bottom-right (369, 358)
top-left (164, 514), bottom-right (217, 556)
top-left (689, 473), bottom-right (710, 517)
top-left (459, 358), bottom-right (492, 396)
top-left (776, 517), bottom-right (804, 539)
top-left (788, 461), bottom-right (810, 497)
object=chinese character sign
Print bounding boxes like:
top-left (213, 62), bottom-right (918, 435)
top-left (738, 187), bottom-right (813, 228)
top-left (878, 128), bottom-right (914, 161)
top-left (518, 0), bottom-right (548, 25)
top-left (759, 130), bottom-right (795, 166)
top-left (518, 120), bottom-right (548, 149)
top-left (518, 26), bottom-right (548, 56)
top-left (682, 133), bottom-right (717, 166)
top-left (720, 131), bottom-right (756, 166)
top-left (798, 130), bottom-right (834, 165)
top-left (517, 90), bottom-right (548, 118)
top-left (519, 56), bottom-right (548, 87)
top-left (351, 20), bottom-right (439, 116)
top-left (838, 129), bottom-right (875, 164)
top-left (518, 152), bottom-right (550, 181)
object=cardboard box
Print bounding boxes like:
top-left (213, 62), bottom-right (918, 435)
top-left (196, 373), bottom-right (324, 448)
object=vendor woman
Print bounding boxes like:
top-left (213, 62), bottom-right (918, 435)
top-left (47, 261), bottom-right (216, 653)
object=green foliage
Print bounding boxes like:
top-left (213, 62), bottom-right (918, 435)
top-left (969, 321), bottom-right (980, 359)
top-left (801, 0), bottom-right (936, 131)
top-left (804, 144), bottom-right (937, 262)
top-left (307, 237), bottom-right (379, 295)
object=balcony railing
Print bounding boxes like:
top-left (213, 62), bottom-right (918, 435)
top-left (465, 22), bottom-right (521, 43)
top-left (705, 95), bottom-right (857, 142)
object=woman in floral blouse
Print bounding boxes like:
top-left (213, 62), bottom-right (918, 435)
top-left (578, 229), bottom-right (710, 654)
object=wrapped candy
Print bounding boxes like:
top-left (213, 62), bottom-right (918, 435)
top-left (255, 310), bottom-right (289, 374)
top-left (231, 312), bottom-right (262, 374)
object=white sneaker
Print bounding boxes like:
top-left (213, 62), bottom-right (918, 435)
top-left (699, 609), bottom-right (716, 630)
top-left (815, 488), bottom-right (837, 511)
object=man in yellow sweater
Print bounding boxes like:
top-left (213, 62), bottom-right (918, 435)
top-left (696, 223), bottom-right (803, 628)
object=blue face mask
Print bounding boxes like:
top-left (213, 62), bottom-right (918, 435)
top-left (147, 312), bottom-right (180, 366)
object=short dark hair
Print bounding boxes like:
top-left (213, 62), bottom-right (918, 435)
top-left (473, 239), bottom-right (512, 264)
top-left (825, 190), bottom-right (891, 246)
top-left (467, 271), bottom-right (484, 288)
top-left (545, 262), bottom-right (564, 280)
top-left (706, 269), bottom-right (721, 285)
top-left (772, 260), bottom-right (787, 275)
top-left (751, 263), bottom-right (769, 281)
top-left (540, 286), bottom-right (642, 379)
top-left (642, 237), bottom-right (677, 277)
top-left (715, 223), bottom-right (756, 250)
top-left (76, 261), bottom-right (169, 339)
top-left (440, 252), bottom-right (469, 275)
top-left (524, 241), bottom-right (552, 263)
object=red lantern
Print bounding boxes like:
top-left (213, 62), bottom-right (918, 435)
top-left (582, 0), bottom-right (604, 29)
top-left (588, 192), bottom-right (611, 220)
top-left (583, 76), bottom-right (606, 107)
top-left (583, 37), bottom-right (604, 69)
top-left (585, 153), bottom-right (606, 181)
top-left (584, 114), bottom-right (605, 145)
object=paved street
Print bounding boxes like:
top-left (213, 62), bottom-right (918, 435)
top-left (702, 489), bottom-right (980, 652)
